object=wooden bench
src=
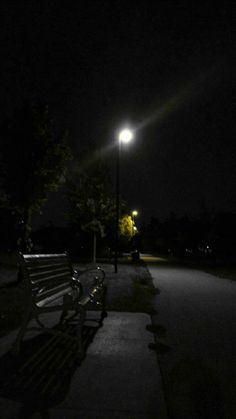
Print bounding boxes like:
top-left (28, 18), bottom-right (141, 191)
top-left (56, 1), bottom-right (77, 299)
top-left (12, 253), bottom-right (107, 355)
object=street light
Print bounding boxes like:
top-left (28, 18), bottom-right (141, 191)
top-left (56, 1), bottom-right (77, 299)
top-left (131, 210), bottom-right (138, 236)
top-left (119, 129), bottom-right (133, 143)
top-left (114, 128), bottom-right (134, 273)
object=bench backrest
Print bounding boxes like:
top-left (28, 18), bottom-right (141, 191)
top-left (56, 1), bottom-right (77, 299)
top-left (20, 253), bottom-right (75, 307)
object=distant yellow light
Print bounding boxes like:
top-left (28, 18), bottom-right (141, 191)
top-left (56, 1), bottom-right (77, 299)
top-left (132, 210), bottom-right (138, 217)
top-left (119, 129), bottom-right (133, 143)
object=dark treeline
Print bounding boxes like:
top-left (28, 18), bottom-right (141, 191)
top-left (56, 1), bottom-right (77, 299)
top-left (1, 209), bottom-right (236, 266)
top-left (141, 211), bottom-right (236, 263)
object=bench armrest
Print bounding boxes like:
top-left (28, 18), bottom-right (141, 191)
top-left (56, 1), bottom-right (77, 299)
top-left (73, 269), bottom-right (81, 279)
top-left (93, 267), bottom-right (105, 285)
top-left (71, 276), bottom-right (83, 297)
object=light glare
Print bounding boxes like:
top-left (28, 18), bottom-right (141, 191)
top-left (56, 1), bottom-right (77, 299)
top-left (119, 129), bottom-right (133, 143)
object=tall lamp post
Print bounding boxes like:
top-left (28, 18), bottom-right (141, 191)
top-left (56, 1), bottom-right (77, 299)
top-left (114, 128), bottom-right (133, 273)
top-left (131, 210), bottom-right (138, 236)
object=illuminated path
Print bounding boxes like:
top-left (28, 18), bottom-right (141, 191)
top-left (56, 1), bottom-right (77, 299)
top-left (145, 258), bottom-right (236, 419)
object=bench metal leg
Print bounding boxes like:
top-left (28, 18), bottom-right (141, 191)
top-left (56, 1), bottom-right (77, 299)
top-left (76, 306), bottom-right (86, 358)
top-left (59, 309), bottom-right (68, 325)
top-left (100, 285), bottom-right (108, 324)
top-left (11, 305), bottom-right (32, 354)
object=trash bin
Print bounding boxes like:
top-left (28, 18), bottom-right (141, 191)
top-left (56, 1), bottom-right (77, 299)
top-left (131, 249), bottom-right (140, 261)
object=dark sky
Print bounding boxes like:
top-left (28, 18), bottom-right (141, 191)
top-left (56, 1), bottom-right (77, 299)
top-left (0, 1), bottom-right (235, 226)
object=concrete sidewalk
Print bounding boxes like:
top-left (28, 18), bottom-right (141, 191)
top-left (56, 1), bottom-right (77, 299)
top-left (51, 312), bottom-right (168, 418)
top-left (0, 312), bottom-right (168, 419)
top-left (0, 312), bottom-right (167, 419)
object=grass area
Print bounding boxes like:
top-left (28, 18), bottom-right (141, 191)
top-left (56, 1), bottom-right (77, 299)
top-left (106, 281), bottom-right (158, 314)
top-left (106, 262), bottom-right (160, 314)
top-left (79, 254), bottom-right (236, 281)
top-left (200, 266), bottom-right (236, 281)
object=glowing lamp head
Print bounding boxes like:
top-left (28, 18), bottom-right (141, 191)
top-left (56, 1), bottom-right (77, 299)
top-left (119, 129), bottom-right (133, 144)
top-left (132, 210), bottom-right (138, 217)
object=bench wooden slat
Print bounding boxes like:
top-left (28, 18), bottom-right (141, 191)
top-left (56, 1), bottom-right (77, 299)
top-left (28, 263), bottom-right (71, 272)
top-left (29, 260), bottom-right (70, 266)
top-left (35, 285), bottom-right (74, 307)
top-left (31, 276), bottom-right (72, 292)
top-left (35, 281), bottom-right (73, 300)
top-left (30, 269), bottom-right (72, 284)
top-left (26, 258), bottom-right (70, 266)
top-left (23, 253), bottom-right (69, 260)
top-left (26, 262), bottom-right (71, 271)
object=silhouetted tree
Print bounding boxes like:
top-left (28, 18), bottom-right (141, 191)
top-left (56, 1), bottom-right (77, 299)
top-left (65, 159), bottom-right (115, 262)
top-left (119, 214), bottom-right (133, 238)
top-left (118, 213), bottom-right (137, 253)
top-left (0, 102), bottom-right (71, 251)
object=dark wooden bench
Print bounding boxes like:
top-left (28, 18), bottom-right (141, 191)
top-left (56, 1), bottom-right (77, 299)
top-left (12, 253), bottom-right (107, 355)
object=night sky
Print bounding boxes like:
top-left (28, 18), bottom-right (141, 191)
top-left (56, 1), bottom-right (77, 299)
top-left (0, 1), bottom-right (235, 227)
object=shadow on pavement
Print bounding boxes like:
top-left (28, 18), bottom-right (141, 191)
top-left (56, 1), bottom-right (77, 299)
top-left (0, 318), bottom-right (101, 418)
